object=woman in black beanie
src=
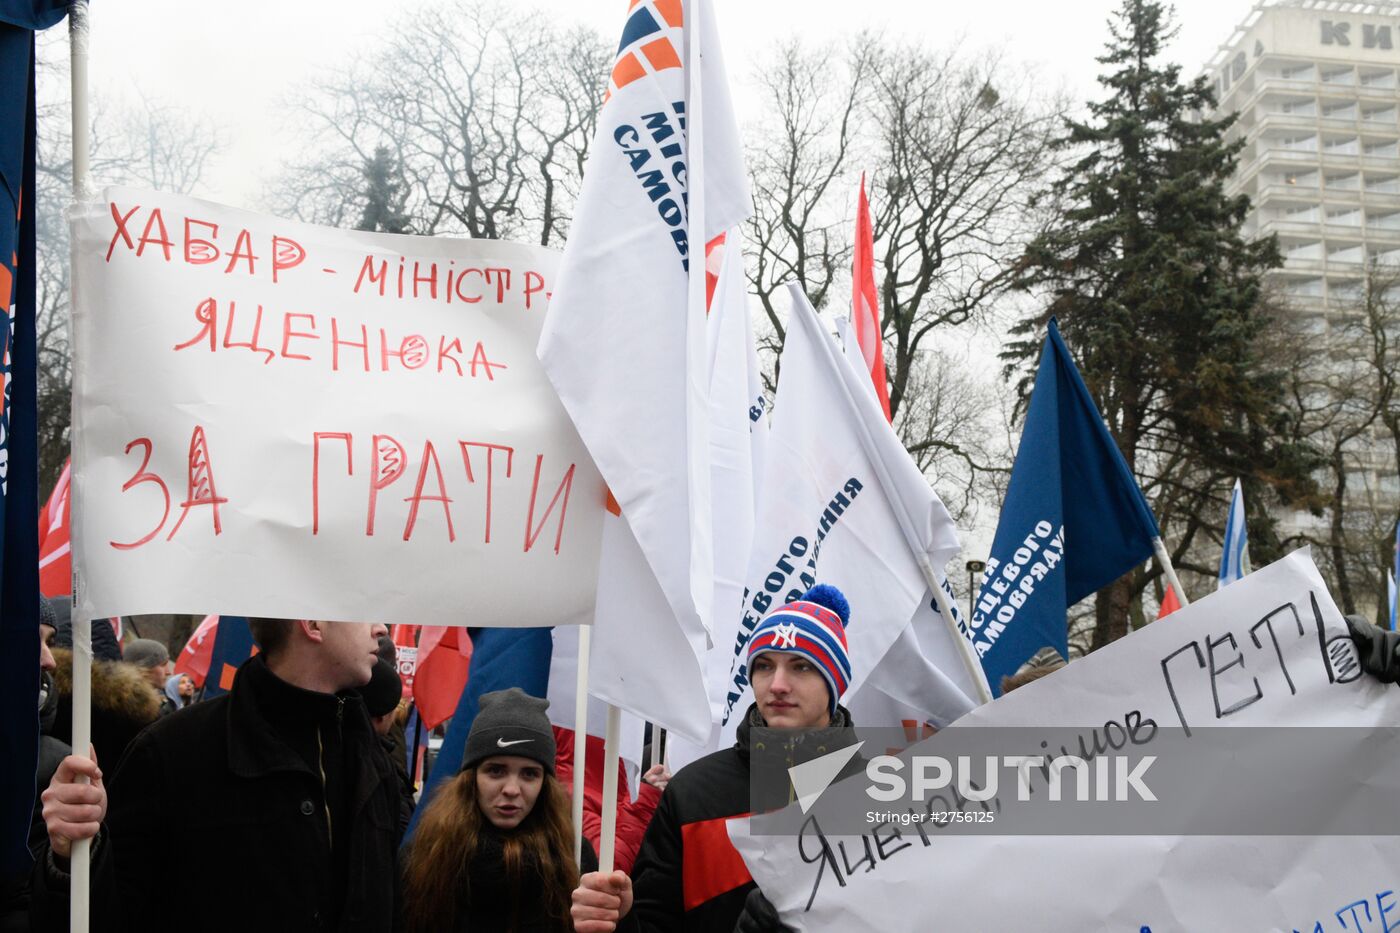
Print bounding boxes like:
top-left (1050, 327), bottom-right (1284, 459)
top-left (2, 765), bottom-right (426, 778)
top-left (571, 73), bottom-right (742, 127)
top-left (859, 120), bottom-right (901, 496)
top-left (402, 687), bottom-right (595, 933)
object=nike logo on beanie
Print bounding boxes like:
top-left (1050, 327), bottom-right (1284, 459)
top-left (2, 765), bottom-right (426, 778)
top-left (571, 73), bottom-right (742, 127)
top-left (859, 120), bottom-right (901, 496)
top-left (497, 737), bottom-right (533, 748)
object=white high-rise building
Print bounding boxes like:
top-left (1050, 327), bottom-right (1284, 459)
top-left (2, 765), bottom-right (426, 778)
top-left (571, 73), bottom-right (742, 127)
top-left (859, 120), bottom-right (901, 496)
top-left (1207, 0), bottom-right (1400, 563)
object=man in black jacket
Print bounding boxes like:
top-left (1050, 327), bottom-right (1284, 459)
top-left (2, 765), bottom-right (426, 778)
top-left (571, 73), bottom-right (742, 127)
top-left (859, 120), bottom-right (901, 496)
top-left (33, 617), bottom-right (396, 932)
top-left (573, 585), bottom-right (858, 933)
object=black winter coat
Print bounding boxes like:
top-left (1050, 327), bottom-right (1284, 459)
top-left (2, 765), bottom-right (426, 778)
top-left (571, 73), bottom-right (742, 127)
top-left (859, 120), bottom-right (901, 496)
top-left (31, 655), bottom-right (400, 933)
top-left (627, 703), bottom-right (857, 933)
top-left (446, 828), bottom-right (598, 933)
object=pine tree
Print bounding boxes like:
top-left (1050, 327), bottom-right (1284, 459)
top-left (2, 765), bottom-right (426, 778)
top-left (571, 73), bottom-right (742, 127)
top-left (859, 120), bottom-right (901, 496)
top-left (356, 146), bottom-right (410, 235)
top-left (1007, 0), bottom-right (1320, 649)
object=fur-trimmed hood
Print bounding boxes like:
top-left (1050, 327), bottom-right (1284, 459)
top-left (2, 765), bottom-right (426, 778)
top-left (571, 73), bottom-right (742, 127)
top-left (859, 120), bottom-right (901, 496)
top-left (50, 647), bottom-right (162, 727)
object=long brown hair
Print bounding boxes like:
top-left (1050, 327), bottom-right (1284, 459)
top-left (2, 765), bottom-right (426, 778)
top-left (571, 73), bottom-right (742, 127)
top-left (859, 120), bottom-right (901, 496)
top-left (402, 766), bottom-right (580, 933)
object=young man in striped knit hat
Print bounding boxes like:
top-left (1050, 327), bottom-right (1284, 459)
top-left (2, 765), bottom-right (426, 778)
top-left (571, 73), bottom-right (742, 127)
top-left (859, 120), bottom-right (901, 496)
top-left (572, 585), bottom-right (859, 933)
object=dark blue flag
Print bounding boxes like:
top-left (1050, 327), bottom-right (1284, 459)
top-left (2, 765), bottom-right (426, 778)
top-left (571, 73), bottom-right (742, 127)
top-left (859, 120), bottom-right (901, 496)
top-left (0, 7), bottom-right (49, 880)
top-left (0, 1), bottom-right (66, 29)
top-left (204, 616), bottom-right (255, 699)
top-left (404, 627), bottom-right (552, 844)
top-left (973, 320), bottom-right (1159, 695)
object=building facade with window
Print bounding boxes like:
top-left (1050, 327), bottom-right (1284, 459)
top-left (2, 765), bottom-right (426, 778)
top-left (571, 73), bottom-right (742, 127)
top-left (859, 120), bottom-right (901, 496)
top-left (1207, 0), bottom-right (1400, 591)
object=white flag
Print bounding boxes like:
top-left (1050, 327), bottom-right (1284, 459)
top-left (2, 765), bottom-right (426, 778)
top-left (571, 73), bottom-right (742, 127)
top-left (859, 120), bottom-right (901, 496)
top-left (714, 286), bottom-right (971, 745)
top-left (544, 625), bottom-right (643, 800)
top-left (705, 230), bottom-right (769, 698)
top-left (835, 317), bottom-right (988, 725)
top-left (667, 229), bottom-right (771, 771)
top-left (537, 0), bottom-right (749, 743)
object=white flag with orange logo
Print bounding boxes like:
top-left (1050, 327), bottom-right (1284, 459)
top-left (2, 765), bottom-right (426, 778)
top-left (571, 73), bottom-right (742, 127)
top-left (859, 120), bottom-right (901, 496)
top-left (538, 0), bottom-right (749, 743)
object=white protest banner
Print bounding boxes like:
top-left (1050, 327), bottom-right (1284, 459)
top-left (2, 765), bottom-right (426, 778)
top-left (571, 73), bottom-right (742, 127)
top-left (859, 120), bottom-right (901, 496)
top-left (731, 549), bottom-right (1400, 932)
top-left (71, 187), bottom-right (605, 627)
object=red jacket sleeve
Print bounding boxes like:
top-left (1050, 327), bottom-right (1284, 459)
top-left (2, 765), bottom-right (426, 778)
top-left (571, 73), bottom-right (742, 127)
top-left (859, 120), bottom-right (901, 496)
top-left (612, 780), bottom-right (661, 874)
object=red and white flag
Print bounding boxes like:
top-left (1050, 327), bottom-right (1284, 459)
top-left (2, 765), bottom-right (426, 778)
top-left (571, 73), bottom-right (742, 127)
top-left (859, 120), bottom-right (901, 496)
top-left (852, 174), bottom-right (892, 422)
top-left (1156, 584), bottom-right (1181, 619)
top-left (37, 460), bottom-right (71, 597)
top-left (538, 0), bottom-right (750, 744)
top-left (173, 614), bottom-right (219, 688)
top-left (413, 626), bottom-right (473, 730)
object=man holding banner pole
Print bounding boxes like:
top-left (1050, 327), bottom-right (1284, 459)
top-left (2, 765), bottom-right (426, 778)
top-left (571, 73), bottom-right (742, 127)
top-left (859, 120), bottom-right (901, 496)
top-left (32, 618), bottom-right (400, 932)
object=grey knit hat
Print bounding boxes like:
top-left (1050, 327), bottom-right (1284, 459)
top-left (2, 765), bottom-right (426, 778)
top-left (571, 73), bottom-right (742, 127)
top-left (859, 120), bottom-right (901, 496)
top-left (123, 638), bottom-right (169, 669)
top-left (461, 687), bottom-right (555, 774)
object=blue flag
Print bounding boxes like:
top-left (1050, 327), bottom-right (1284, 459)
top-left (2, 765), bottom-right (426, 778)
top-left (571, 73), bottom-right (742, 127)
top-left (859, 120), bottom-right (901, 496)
top-left (0, 1), bottom-right (66, 29)
top-left (204, 616), bottom-right (255, 699)
top-left (973, 320), bottom-right (1159, 695)
top-left (0, 8), bottom-right (47, 879)
top-left (1217, 478), bottom-right (1251, 590)
top-left (404, 627), bottom-right (552, 843)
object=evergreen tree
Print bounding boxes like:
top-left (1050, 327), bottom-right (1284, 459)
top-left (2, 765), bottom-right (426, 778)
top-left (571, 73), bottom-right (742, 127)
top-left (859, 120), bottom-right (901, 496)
top-left (1007, 0), bottom-right (1320, 649)
top-left (356, 146), bottom-right (411, 234)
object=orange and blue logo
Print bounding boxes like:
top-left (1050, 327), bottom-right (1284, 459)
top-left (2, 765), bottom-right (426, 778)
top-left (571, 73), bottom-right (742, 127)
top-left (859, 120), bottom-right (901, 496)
top-left (607, 0), bottom-right (683, 99)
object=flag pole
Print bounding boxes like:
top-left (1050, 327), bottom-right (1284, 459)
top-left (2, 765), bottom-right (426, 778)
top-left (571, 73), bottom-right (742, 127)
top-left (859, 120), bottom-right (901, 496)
top-left (683, 0), bottom-right (711, 629)
top-left (597, 703), bottom-right (623, 872)
top-left (1152, 536), bottom-right (1190, 609)
top-left (571, 625), bottom-right (591, 867)
top-left (925, 569), bottom-right (993, 704)
top-left (68, 4), bottom-right (93, 931)
top-left (407, 704), bottom-right (423, 787)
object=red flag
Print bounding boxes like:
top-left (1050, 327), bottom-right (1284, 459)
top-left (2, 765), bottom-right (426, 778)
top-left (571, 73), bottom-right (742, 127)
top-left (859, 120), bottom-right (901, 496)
top-left (1156, 585), bottom-right (1181, 619)
top-left (36, 459), bottom-right (71, 597)
top-left (412, 626), bottom-right (472, 729)
top-left (174, 614), bottom-right (220, 688)
top-left (852, 174), bottom-right (892, 422)
top-left (705, 232), bottom-right (727, 311)
top-left (391, 624), bottom-right (418, 699)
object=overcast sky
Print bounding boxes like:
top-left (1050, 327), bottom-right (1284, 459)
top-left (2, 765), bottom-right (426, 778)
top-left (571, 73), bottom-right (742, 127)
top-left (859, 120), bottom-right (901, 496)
top-left (81, 0), bottom-right (1259, 207)
top-left (67, 0), bottom-right (1260, 556)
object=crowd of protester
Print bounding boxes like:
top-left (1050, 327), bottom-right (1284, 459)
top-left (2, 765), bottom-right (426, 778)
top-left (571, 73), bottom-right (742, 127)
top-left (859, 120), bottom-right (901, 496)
top-left (6, 587), bottom-right (1400, 932)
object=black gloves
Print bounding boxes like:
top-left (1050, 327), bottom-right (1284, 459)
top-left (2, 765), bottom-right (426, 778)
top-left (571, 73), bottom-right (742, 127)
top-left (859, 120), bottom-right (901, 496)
top-left (1346, 614), bottom-right (1400, 684)
top-left (734, 888), bottom-right (792, 933)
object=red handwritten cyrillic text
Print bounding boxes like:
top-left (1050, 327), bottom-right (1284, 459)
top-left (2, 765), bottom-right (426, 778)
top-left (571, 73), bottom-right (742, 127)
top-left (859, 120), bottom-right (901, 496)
top-left (108, 438), bottom-right (170, 550)
top-left (402, 441), bottom-right (455, 542)
top-left (108, 427), bottom-right (226, 549)
top-left (172, 297), bottom-right (504, 379)
top-left (524, 271), bottom-right (546, 310)
top-left (368, 434), bottom-right (407, 536)
top-left (222, 301), bottom-right (275, 363)
top-left (312, 432), bottom-right (353, 535)
top-left (311, 434), bottom-right (578, 554)
top-left (103, 202), bottom-right (305, 285)
top-left (524, 455), bottom-right (576, 555)
top-left (332, 320), bottom-right (370, 373)
top-left (281, 313), bottom-right (317, 361)
top-left (460, 442), bottom-right (514, 543)
top-left (166, 426), bottom-right (228, 540)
